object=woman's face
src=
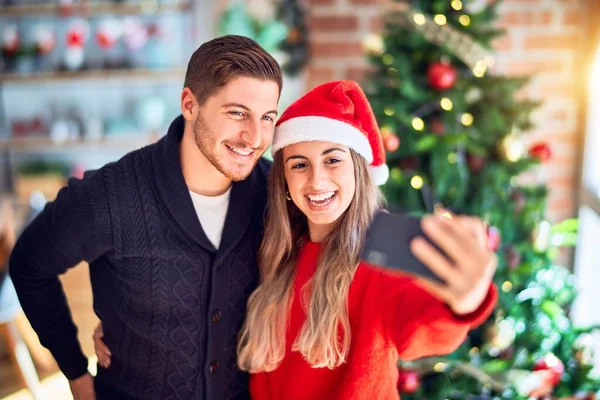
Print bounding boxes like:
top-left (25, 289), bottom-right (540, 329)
top-left (282, 141), bottom-right (356, 242)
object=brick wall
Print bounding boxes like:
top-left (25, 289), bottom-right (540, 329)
top-left (304, 0), bottom-right (595, 222)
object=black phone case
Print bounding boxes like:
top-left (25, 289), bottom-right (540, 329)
top-left (361, 212), bottom-right (445, 284)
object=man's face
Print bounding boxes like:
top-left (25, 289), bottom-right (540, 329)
top-left (193, 76), bottom-right (280, 181)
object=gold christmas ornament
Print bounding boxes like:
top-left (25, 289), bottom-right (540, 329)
top-left (501, 134), bottom-right (526, 162)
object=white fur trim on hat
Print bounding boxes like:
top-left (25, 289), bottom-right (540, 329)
top-left (272, 116), bottom-right (373, 163)
top-left (369, 164), bottom-right (389, 186)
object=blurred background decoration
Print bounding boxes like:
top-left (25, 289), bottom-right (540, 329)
top-left (365, 1), bottom-right (600, 398)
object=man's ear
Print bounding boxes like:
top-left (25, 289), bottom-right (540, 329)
top-left (181, 87), bottom-right (197, 121)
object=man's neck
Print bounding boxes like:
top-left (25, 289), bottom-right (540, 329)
top-left (180, 124), bottom-right (232, 197)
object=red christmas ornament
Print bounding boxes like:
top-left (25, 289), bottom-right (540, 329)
top-left (487, 226), bottom-right (501, 252)
top-left (427, 61), bottom-right (457, 91)
top-left (384, 134), bottom-right (400, 152)
top-left (429, 118), bottom-right (445, 135)
top-left (397, 368), bottom-right (420, 393)
top-left (533, 354), bottom-right (565, 386)
top-left (399, 157), bottom-right (419, 171)
top-left (467, 154), bottom-right (486, 173)
top-left (528, 143), bottom-right (551, 163)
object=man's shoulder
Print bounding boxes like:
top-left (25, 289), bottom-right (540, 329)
top-left (83, 143), bottom-right (155, 180)
top-left (255, 157), bottom-right (272, 179)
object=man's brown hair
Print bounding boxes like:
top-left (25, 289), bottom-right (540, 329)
top-left (184, 35), bottom-right (283, 105)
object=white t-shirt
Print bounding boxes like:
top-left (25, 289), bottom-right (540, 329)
top-left (189, 188), bottom-right (231, 249)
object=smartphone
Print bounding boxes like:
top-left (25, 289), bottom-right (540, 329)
top-left (361, 212), bottom-right (445, 284)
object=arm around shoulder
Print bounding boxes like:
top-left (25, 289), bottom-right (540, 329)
top-left (9, 168), bottom-right (114, 379)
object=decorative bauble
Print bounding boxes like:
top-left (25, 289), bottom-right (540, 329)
top-left (427, 61), bottom-right (457, 91)
top-left (500, 134), bottom-right (526, 162)
top-left (533, 353), bottom-right (565, 386)
top-left (467, 153), bottom-right (485, 173)
top-left (397, 368), bottom-right (420, 393)
top-left (384, 134), bottom-right (400, 152)
top-left (529, 142), bottom-right (552, 163)
top-left (399, 157), bottom-right (419, 171)
top-left (429, 118), bottom-right (445, 135)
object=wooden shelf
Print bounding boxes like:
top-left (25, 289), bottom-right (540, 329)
top-left (0, 0), bottom-right (191, 16)
top-left (0, 135), bottom-right (157, 151)
top-left (0, 67), bottom-right (185, 83)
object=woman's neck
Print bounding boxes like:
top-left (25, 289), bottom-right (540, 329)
top-left (307, 221), bottom-right (335, 243)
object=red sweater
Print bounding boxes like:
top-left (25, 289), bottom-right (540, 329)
top-left (250, 240), bottom-right (498, 400)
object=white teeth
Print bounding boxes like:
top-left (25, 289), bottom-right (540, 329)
top-left (227, 145), bottom-right (252, 156)
top-left (307, 191), bottom-right (335, 202)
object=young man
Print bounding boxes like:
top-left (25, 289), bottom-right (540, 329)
top-left (10, 35), bottom-right (282, 400)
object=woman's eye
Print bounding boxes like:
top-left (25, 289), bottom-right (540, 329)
top-left (292, 163), bottom-right (307, 170)
top-left (326, 158), bottom-right (341, 165)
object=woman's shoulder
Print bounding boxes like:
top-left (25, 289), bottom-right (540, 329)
top-left (355, 260), bottom-right (416, 289)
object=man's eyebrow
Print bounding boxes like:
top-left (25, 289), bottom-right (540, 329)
top-left (223, 103), bottom-right (278, 116)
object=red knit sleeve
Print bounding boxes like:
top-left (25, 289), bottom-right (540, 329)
top-left (369, 265), bottom-right (498, 361)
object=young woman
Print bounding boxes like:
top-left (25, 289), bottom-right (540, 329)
top-left (95, 81), bottom-right (497, 399)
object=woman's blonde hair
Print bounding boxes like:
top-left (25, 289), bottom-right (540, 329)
top-left (237, 149), bottom-right (383, 372)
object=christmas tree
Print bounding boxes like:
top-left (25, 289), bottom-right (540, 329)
top-left (363, 0), bottom-right (600, 398)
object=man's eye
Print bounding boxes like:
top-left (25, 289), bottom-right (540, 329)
top-left (229, 111), bottom-right (244, 117)
top-left (262, 115), bottom-right (274, 122)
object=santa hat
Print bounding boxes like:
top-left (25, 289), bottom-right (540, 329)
top-left (272, 80), bottom-right (389, 185)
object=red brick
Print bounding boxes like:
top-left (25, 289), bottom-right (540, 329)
top-left (310, 40), bottom-right (364, 58)
top-left (344, 66), bottom-right (374, 82)
top-left (370, 16), bottom-right (384, 32)
top-left (505, 60), bottom-right (565, 75)
top-left (548, 196), bottom-right (575, 214)
top-left (498, 11), bottom-right (553, 27)
top-left (549, 174), bottom-right (576, 188)
top-left (536, 83), bottom-right (577, 98)
top-left (546, 109), bottom-right (570, 121)
top-left (307, 66), bottom-right (335, 84)
top-left (308, 15), bottom-right (359, 32)
top-left (563, 10), bottom-right (584, 26)
top-left (492, 36), bottom-right (513, 51)
top-left (523, 34), bottom-right (581, 50)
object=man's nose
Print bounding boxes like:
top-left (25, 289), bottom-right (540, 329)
top-left (241, 119), bottom-right (263, 149)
